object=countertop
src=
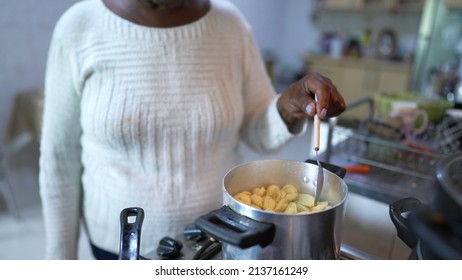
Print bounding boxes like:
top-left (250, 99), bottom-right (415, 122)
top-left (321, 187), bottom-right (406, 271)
top-left (323, 153), bottom-right (437, 205)
top-left (319, 118), bottom-right (441, 206)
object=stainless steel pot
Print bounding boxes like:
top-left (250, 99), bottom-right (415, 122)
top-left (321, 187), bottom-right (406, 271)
top-left (195, 159), bottom-right (348, 260)
top-left (390, 152), bottom-right (462, 259)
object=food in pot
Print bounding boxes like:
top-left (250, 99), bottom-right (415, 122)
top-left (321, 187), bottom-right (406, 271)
top-left (233, 184), bottom-right (330, 213)
top-left (284, 202), bottom-right (297, 214)
top-left (263, 195), bottom-right (277, 211)
top-left (233, 192), bottom-right (252, 205)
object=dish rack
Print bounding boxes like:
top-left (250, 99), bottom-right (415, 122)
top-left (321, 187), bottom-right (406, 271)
top-left (324, 97), bottom-right (461, 181)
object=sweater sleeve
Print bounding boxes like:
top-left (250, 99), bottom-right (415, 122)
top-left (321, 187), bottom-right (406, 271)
top-left (239, 28), bottom-right (306, 153)
top-left (39, 31), bottom-right (83, 259)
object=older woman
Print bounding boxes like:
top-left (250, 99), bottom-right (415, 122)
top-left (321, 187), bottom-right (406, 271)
top-left (40, 0), bottom-right (345, 259)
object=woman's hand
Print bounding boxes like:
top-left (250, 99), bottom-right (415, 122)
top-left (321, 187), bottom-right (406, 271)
top-left (277, 72), bottom-right (346, 133)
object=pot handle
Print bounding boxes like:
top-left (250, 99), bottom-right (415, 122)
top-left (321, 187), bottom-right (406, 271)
top-left (119, 207), bottom-right (144, 260)
top-left (305, 159), bottom-right (346, 179)
top-left (195, 206), bottom-right (275, 249)
top-left (389, 197), bottom-right (423, 248)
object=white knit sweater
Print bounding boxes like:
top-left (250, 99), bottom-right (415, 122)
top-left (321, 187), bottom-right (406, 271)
top-left (39, 0), bottom-right (300, 259)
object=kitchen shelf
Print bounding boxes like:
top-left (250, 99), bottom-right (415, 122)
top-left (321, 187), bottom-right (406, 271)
top-left (329, 126), bottom-right (442, 180)
top-left (322, 123), bottom-right (441, 204)
top-left (322, 97), bottom-right (461, 204)
top-left (306, 56), bottom-right (413, 121)
top-left (326, 112), bottom-right (459, 182)
top-left (445, 0), bottom-right (462, 9)
top-left (315, 0), bottom-right (424, 13)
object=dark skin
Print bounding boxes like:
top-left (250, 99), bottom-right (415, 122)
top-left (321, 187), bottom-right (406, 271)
top-left (277, 72), bottom-right (345, 133)
top-left (103, 0), bottom-right (211, 27)
top-left (103, 0), bottom-right (346, 133)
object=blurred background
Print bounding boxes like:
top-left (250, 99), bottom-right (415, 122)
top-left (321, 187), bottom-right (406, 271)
top-left (1, 0), bottom-right (462, 260)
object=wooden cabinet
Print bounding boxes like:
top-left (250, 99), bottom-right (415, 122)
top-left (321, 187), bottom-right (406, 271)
top-left (322, 0), bottom-right (364, 10)
top-left (318, 0), bottom-right (424, 12)
top-left (307, 56), bottom-right (412, 120)
top-left (445, 0), bottom-right (462, 9)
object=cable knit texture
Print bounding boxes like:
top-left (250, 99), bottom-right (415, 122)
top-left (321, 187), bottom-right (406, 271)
top-left (39, 0), bottom-right (300, 259)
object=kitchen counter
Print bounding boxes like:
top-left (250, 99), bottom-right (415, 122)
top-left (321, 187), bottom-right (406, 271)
top-left (320, 118), bottom-right (440, 206)
top-left (323, 153), bottom-right (437, 205)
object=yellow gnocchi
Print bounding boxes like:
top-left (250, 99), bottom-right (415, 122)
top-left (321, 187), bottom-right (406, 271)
top-left (252, 187), bottom-right (266, 197)
top-left (266, 185), bottom-right (280, 197)
top-left (232, 183), bottom-right (330, 214)
top-left (281, 184), bottom-right (298, 194)
top-left (274, 199), bottom-right (289, 212)
top-left (263, 195), bottom-right (277, 211)
top-left (250, 194), bottom-right (263, 208)
top-left (284, 202), bottom-right (298, 214)
top-left (296, 194), bottom-right (315, 208)
top-left (234, 192), bottom-right (252, 206)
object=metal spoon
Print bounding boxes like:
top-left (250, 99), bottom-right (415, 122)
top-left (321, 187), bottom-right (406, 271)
top-left (313, 112), bottom-right (324, 206)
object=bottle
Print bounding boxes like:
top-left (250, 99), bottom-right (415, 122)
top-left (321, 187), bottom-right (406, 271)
top-left (329, 35), bottom-right (342, 59)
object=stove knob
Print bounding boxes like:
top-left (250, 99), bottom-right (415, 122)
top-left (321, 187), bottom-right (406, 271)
top-left (156, 236), bottom-right (183, 259)
top-left (184, 224), bottom-right (205, 242)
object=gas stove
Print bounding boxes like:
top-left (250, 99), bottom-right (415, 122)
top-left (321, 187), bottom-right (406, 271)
top-left (143, 233), bottom-right (376, 260)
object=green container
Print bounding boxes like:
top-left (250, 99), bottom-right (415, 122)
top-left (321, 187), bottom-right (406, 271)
top-left (374, 91), bottom-right (453, 123)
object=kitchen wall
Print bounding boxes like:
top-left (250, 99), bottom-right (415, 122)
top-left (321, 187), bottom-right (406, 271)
top-left (0, 0), bottom-right (319, 214)
top-left (311, 9), bottom-right (422, 61)
top-left (0, 0), bottom-right (427, 140)
top-left (0, 0), bottom-right (78, 140)
top-left (0, 0), bottom-right (425, 259)
top-left (231, 0), bottom-right (318, 79)
top-left (0, 0), bottom-right (317, 140)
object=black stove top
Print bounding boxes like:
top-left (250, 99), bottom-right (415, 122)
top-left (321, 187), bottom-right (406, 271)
top-left (144, 237), bottom-right (377, 260)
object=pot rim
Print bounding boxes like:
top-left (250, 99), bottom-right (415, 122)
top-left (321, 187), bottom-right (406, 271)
top-left (222, 159), bottom-right (349, 216)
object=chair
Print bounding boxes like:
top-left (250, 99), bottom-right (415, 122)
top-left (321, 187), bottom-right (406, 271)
top-left (0, 144), bottom-right (20, 219)
top-left (1, 90), bottom-right (44, 220)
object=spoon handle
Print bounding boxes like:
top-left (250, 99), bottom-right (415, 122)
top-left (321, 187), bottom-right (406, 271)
top-left (313, 114), bottom-right (320, 151)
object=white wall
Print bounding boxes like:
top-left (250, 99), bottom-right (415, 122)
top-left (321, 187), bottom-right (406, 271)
top-left (0, 0), bottom-right (79, 140)
top-left (230, 0), bottom-right (286, 54)
top-left (280, 0), bottom-right (318, 71)
top-left (230, 0), bottom-right (317, 75)
top-left (1, 0), bottom-right (316, 140)
top-left (0, 0), bottom-right (422, 140)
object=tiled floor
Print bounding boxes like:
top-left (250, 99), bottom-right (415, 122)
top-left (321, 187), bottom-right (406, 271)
top-left (0, 124), bottom-right (411, 260)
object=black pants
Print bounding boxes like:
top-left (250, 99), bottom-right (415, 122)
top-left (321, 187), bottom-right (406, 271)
top-left (90, 243), bottom-right (118, 260)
